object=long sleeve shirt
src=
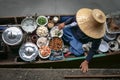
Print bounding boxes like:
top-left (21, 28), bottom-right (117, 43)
top-left (64, 17), bottom-right (102, 62)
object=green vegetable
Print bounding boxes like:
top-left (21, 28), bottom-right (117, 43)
top-left (55, 30), bottom-right (61, 36)
top-left (38, 17), bottom-right (47, 25)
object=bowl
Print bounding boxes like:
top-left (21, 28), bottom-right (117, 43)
top-left (47, 21), bottom-right (55, 29)
top-left (48, 37), bottom-right (64, 51)
top-left (36, 16), bottom-right (48, 26)
top-left (36, 37), bottom-right (49, 48)
top-left (98, 40), bottom-right (109, 52)
top-left (36, 26), bottom-right (48, 37)
top-left (50, 26), bottom-right (63, 37)
top-left (38, 46), bottom-right (51, 59)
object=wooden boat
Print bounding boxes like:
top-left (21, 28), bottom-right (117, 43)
top-left (0, 15), bottom-right (120, 68)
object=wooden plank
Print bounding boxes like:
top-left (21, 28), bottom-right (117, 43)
top-left (64, 75), bottom-right (120, 78)
top-left (0, 69), bottom-right (120, 80)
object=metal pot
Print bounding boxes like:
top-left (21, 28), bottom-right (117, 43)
top-left (2, 27), bottom-right (23, 46)
top-left (117, 35), bottom-right (120, 44)
top-left (19, 42), bottom-right (39, 61)
top-left (21, 16), bottom-right (37, 33)
top-left (108, 41), bottom-right (119, 51)
top-left (104, 32), bottom-right (116, 41)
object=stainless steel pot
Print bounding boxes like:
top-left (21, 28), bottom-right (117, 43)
top-left (117, 35), bottom-right (120, 44)
top-left (2, 27), bottom-right (23, 46)
top-left (21, 16), bottom-right (37, 33)
top-left (19, 42), bottom-right (39, 61)
top-left (104, 32), bottom-right (116, 41)
top-left (108, 41), bottom-right (119, 51)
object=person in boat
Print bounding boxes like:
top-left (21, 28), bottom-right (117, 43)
top-left (58, 8), bottom-right (106, 73)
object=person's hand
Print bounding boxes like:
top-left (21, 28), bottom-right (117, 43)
top-left (80, 60), bottom-right (89, 73)
top-left (58, 23), bottom-right (65, 30)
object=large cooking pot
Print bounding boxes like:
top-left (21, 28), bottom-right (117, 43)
top-left (21, 16), bottom-right (37, 33)
top-left (2, 27), bottom-right (23, 46)
top-left (19, 42), bottom-right (39, 61)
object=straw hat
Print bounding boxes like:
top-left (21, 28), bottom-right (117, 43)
top-left (76, 8), bottom-right (106, 39)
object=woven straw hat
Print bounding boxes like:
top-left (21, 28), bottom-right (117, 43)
top-left (76, 8), bottom-right (106, 39)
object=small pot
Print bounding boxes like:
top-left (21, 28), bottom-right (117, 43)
top-left (108, 41), bottom-right (119, 51)
top-left (117, 35), bottom-right (120, 44)
top-left (2, 27), bottom-right (23, 46)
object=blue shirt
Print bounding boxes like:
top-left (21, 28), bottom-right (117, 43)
top-left (64, 17), bottom-right (102, 62)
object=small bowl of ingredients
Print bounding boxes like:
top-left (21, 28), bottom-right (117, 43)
top-left (36, 26), bottom-right (48, 37)
top-left (48, 37), bottom-right (63, 51)
top-left (39, 46), bottom-right (51, 59)
top-left (36, 37), bottom-right (49, 48)
top-left (36, 16), bottom-right (48, 26)
top-left (50, 26), bottom-right (63, 37)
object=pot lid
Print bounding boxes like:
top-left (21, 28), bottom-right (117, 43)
top-left (21, 17), bottom-right (37, 33)
top-left (19, 42), bottom-right (39, 61)
top-left (2, 27), bottom-right (23, 45)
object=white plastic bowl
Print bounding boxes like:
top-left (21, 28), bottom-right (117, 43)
top-left (99, 40), bottom-right (109, 52)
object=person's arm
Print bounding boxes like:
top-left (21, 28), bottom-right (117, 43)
top-left (64, 17), bottom-right (76, 25)
top-left (86, 39), bottom-right (101, 62)
top-left (58, 17), bottom-right (76, 30)
top-left (80, 39), bottom-right (101, 73)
